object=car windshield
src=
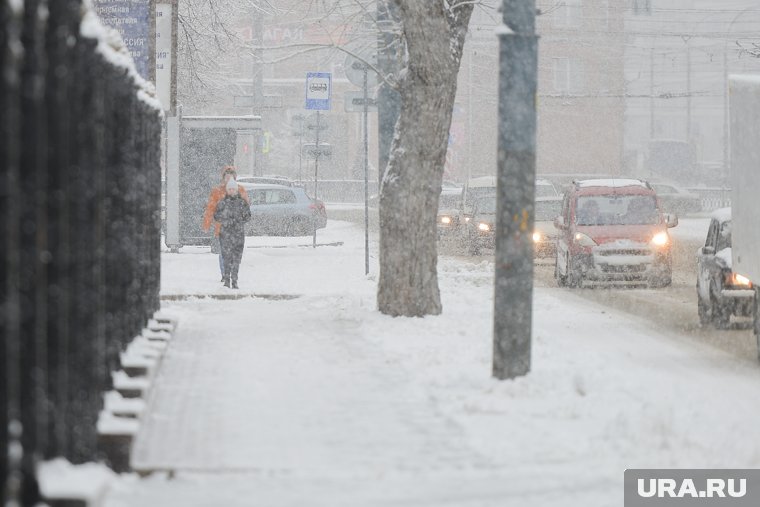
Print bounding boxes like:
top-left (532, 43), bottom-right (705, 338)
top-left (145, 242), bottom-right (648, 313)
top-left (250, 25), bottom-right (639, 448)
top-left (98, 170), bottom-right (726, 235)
top-left (576, 195), bottom-right (659, 226)
top-left (475, 197), bottom-right (496, 214)
top-left (439, 194), bottom-right (460, 210)
top-left (651, 184), bottom-right (675, 195)
top-left (536, 200), bottom-right (562, 221)
top-left (718, 221), bottom-right (732, 251)
top-left (536, 184), bottom-right (557, 198)
top-left (250, 189), bottom-right (297, 205)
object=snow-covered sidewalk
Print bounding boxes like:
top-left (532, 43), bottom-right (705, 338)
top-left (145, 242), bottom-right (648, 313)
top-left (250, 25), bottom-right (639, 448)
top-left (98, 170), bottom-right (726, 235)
top-left (106, 220), bottom-right (760, 507)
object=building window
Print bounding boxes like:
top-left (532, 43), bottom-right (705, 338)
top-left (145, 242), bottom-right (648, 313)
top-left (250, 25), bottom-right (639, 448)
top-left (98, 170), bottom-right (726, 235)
top-left (632, 0), bottom-right (651, 15)
top-left (553, 0), bottom-right (582, 28)
top-left (553, 57), bottom-right (584, 94)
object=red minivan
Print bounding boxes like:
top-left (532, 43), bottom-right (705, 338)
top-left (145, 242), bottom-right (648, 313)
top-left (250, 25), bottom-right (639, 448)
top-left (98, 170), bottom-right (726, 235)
top-left (554, 179), bottom-right (678, 288)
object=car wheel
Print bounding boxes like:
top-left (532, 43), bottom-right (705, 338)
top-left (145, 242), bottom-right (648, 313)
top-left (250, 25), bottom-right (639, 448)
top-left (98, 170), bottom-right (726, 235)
top-left (566, 256), bottom-right (582, 288)
top-left (710, 288), bottom-right (730, 329)
top-left (555, 254), bottom-right (567, 287)
top-left (650, 276), bottom-right (672, 289)
top-left (697, 294), bottom-right (711, 326)
top-left (469, 241), bottom-right (481, 256)
top-left (288, 217), bottom-right (309, 237)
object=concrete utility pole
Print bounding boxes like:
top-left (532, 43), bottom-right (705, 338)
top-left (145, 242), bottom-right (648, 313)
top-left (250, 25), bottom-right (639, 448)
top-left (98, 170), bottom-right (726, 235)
top-left (493, 0), bottom-right (538, 380)
top-left (251, 6), bottom-right (264, 175)
top-left (686, 44), bottom-right (692, 142)
top-left (363, 66), bottom-right (370, 275)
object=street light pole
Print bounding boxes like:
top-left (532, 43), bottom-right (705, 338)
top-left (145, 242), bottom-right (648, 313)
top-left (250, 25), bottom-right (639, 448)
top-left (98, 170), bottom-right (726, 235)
top-left (251, 4), bottom-right (263, 175)
top-left (493, 0), bottom-right (538, 380)
top-left (363, 67), bottom-right (370, 275)
top-left (313, 110), bottom-right (320, 249)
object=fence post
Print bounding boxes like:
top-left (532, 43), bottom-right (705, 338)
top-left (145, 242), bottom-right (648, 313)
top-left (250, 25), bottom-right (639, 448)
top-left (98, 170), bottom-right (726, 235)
top-left (1, 0), bottom-right (22, 501)
top-left (2, 0), bottom-right (163, 492)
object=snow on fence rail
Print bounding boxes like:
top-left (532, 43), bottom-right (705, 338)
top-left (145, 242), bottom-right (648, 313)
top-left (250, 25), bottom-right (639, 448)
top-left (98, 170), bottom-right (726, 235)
top-left (686, 187), bottom-right (732, 212)
top-left (1, 1), bottom-right (162, 504)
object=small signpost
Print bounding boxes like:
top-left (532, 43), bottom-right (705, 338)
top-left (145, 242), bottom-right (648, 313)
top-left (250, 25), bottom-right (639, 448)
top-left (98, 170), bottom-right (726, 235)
top-left (344, 91), bottom-right (378, 113)
top-left (343, 51), bottom-right (378, 275)
top-left (155, 0), bottom-right (177, 115)
top-left (305, 72), bottom-right (331, 248)
top-left (305, 72), bottom-right (332, 110)
top-left (302, 143), bottom-right (332, 159)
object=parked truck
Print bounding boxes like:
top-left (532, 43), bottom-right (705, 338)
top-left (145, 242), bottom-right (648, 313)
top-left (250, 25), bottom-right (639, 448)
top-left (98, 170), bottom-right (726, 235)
top-left (729, 75), bottom-right (760, 358)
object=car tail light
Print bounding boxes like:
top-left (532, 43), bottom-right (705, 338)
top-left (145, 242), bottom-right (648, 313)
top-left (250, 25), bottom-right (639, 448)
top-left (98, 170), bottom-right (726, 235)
top-left (310, 201), bottom-right (326, 216)
top-left (726, 272), bottom-right (753, 288)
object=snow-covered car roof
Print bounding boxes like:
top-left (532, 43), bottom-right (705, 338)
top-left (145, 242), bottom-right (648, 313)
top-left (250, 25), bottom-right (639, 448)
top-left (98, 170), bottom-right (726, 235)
top-left (575, 178), bottom-right (648, 189)
top-left (238, 182), bottom-right (298, 191)
top-left (710, 207), bottom-right (731, 223)
top-left (441, 186), bottom-right (462, 196)
top-left (467, 176), bottom-right (497, 188)
top-left (536, 195), bottom-right (563, 203)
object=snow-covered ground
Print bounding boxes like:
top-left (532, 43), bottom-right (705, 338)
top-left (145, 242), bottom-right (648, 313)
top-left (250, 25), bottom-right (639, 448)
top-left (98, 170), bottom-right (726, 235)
top-left (106, 220), bottom-right (760, 507)
top-left (669, 216), bottom-right (711, 243)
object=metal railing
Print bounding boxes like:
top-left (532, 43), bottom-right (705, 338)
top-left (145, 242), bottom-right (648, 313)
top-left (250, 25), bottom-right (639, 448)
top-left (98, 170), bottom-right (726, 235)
top-left (1, 1), bottom-right (162, 503)
top-left (687, 187), bottom-right (732, 212)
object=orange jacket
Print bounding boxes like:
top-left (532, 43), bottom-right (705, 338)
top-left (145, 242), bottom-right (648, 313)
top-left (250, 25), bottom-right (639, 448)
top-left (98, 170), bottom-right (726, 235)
top-left (203, 184), bottom-right (250, 236)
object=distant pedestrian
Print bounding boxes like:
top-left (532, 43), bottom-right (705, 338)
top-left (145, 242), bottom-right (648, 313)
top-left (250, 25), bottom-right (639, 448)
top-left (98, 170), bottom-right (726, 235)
top-left (214, 178), bottom-right (252, 289)
top-left (202, 165), bottom-right (249, 280)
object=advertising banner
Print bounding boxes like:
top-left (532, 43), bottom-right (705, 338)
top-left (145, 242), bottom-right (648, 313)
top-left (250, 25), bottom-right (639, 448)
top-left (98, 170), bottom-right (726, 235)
top-left (92, 0), bottom-right (154, 81)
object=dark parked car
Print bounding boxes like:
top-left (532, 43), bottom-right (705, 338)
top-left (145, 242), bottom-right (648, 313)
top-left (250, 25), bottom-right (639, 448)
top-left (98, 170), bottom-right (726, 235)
top-left (461, 192), bottom-right (563, 258)
top-left (650, 182), bottom-right (702, 215)
top-left (239, 183), bottom-right (327, 236)
top-left (533, 196), bottom-right (563, 258)
top-left (437, 190), bottom-right (463, 240)
top-left (696, 208), bottom-right (754, 328)
top-left (462, 196), bottom-right (496, 256)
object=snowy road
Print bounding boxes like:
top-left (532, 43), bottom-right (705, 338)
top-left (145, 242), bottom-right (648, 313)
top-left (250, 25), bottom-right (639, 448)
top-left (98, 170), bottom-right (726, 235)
top-left (530, 217), bottom-right (757, 363)
top-left (105, 220), bottom-right (760, 507)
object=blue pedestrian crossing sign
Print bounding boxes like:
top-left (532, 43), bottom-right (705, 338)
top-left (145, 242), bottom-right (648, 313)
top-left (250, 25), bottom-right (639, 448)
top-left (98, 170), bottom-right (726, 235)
top-left (305, 72), bottom-right (332, 110)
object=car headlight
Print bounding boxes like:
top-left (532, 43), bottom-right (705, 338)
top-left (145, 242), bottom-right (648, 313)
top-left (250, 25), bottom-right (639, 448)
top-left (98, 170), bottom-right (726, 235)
top-left (573, 232), bottom-right (597, 247)
top-left (533, 231), bottom-right (542, 243)
top-left (650, 231), bottom-right (669, 247)
top-left (464, 216), bottom-right (471, 223)
top-left (478, 222), bottom-right (491, 232)
top-left (727, 272), bottom-right (753, 287)
top-left (439, 215), bottom-right (452, 225)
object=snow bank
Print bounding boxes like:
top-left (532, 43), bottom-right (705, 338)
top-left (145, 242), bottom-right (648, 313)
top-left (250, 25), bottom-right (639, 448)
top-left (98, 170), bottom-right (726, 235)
top-left (38, 458), bottom-right (114, 503)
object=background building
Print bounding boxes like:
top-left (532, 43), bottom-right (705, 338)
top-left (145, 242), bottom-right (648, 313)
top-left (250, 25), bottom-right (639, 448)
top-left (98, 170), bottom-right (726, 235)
top-left (455, 0), bottom-right (627, 182)
top-left (624, 0), bottom-right (760, 185)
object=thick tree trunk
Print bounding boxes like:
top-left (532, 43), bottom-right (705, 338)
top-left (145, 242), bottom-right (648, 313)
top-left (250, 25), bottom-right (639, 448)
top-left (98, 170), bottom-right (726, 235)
top-left (377, 1), bottom-right (472, 317)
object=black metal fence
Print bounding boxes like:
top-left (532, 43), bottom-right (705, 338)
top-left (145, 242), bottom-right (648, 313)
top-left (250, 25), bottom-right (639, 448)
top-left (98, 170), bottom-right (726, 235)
top-left (1, 1), bottom-right (162, 504)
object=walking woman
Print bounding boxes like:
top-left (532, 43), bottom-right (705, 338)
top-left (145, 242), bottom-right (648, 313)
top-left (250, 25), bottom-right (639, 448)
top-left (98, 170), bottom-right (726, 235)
top-left (214, 178), bottom-right (252, 288)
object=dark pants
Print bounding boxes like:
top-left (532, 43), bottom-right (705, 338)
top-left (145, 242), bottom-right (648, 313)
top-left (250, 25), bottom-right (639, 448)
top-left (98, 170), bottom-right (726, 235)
top-left (212, 236), bottom-right (224, 276)
top-left (220, 231), bottom-right (245, 284)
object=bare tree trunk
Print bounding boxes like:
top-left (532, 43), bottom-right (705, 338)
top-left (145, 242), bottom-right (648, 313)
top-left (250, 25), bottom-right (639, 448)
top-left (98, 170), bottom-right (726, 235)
top-left (377, 1), bottom-right (473, 317)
